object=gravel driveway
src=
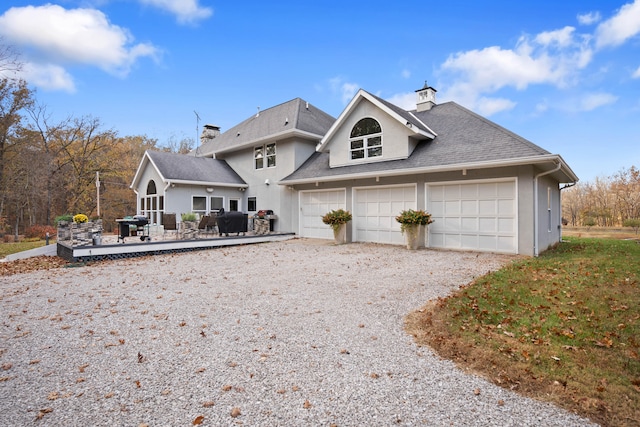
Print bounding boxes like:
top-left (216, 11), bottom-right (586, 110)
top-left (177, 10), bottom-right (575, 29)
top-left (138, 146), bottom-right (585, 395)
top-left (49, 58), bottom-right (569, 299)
top-left (0, 239), bottom-right (595, 426)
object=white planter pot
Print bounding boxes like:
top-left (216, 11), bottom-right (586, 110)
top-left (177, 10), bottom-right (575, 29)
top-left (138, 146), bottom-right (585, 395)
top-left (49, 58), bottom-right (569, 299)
top-left (404, 224), bottom-right (425, 250)
top-left (333, 223), bottom-right (347, 244)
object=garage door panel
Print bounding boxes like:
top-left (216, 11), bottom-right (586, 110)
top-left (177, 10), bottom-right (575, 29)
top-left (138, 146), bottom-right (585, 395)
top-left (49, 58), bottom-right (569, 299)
top-left (478, 217), bottom-right (495, 232)
top-left (428, 181), bottom-right (517, 254)
top-left (300, 190), bottom-right (346, 239)
top-left (479, 200), bottom-right (496, 215)
top-left (498, 199), bottom-right (514, 215)
top-left (497, 181), bottom-right (515, 197)
top-left (461, 200), bottom-right (477, 215)
top-left (498, 218), bottom-right (515, 233)
top-left (354, 186), bottom-right (415, 244)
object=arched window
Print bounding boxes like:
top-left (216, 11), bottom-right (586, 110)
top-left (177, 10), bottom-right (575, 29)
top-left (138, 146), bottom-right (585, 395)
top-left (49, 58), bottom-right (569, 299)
top-left (140, 180), bottom-right (163, 225)
top-left (350, 118), bottom-right (382, 160)
top-left (146, 180), bottom-right (157, 195)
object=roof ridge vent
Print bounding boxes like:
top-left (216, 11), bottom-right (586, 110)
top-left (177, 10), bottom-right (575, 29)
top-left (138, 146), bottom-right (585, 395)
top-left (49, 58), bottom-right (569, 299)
top-left (256, 106), bottom-right (260, 117)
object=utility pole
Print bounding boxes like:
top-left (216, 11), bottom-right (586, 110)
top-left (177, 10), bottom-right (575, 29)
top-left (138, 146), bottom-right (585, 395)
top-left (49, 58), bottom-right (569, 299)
top-left (96, 171), bottom-right (101, 217)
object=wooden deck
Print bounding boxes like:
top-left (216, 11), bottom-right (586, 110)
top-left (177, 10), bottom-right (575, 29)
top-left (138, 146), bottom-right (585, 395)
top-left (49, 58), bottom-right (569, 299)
top-left (57, 232), bottom-right (296, 262)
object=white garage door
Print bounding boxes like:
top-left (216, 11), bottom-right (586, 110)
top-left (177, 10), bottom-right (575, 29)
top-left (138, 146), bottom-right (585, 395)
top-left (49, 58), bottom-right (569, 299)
top-left (300, 189), bottom-right (346, 239)
top-left (427, 180), bottom-right (517, 253)
top-left (354, 185), bottom-right (416, 245)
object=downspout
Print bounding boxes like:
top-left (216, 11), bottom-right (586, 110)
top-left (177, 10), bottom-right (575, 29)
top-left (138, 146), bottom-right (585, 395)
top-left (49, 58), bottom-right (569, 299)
top-left (534, 162), bottom-right (562, 257)
top-left (558, 182), bottom-right (577, 242)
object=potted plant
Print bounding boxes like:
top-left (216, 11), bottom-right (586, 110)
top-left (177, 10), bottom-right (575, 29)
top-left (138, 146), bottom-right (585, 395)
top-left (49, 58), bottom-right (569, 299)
top-left (395, 209), bottom-right (433, 250)
top-left (322, 209), bottom-right (352, 244)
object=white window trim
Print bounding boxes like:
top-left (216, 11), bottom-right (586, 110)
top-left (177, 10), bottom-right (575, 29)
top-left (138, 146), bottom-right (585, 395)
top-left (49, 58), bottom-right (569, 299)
top-left (255, 142), bottom-right (276, 169)
top-left (349, 117), bottom-right (383, 162)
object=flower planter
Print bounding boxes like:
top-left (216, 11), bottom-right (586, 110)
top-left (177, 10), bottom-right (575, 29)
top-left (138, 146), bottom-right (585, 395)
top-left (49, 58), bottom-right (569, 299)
top-left (333, 223), bottom-right (347, 245)
top-left (404, 224), bottom-right (425, 250)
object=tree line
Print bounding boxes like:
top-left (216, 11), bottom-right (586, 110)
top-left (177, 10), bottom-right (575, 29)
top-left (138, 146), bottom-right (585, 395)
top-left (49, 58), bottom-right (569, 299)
top-left (562, 166), bottom-right (640, 230)
top-left (0, 45), bottom-right (193, 238)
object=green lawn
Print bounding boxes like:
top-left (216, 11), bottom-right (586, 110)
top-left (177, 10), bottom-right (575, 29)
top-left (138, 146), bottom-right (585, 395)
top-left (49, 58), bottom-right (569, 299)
top-left (0, 239), bottom-right (51, 258)
top-left (406, 237), bottom-right (640, 427)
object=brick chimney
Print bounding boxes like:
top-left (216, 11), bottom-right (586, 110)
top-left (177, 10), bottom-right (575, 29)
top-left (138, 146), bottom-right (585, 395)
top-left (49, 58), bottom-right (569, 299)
top-left (415, 81), bottom-right (437, 112)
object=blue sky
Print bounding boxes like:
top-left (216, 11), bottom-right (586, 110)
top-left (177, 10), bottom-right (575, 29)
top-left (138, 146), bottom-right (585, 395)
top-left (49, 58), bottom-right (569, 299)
top-left (1, 0), bottom-right (639, 182)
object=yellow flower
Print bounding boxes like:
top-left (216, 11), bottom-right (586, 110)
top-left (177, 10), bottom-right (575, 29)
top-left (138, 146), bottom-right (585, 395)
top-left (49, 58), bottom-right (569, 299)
top-left (73, 214), bottom-right (89, 223)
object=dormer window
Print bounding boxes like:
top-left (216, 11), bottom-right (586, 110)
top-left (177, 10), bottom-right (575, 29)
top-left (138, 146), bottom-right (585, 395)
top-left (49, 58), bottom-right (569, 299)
top-left (350, 118), bottom-right (382, 160)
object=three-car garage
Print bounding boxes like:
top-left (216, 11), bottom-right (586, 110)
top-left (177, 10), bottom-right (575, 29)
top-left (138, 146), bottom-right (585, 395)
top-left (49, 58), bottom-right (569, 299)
top-left (299, 179), bottom-right (518, 254)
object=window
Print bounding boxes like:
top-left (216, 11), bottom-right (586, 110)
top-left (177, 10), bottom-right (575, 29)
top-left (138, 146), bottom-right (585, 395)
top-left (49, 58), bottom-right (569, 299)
top-left (248, 197), bottom-right (257, 212)
top-left (210, 196), bottom-right (223, 212)
top-left (255, 143), bottom-right (276, 169)
top-left (140, 180), bottom-right (163, 224)
top-left (350, 118), bottom-right (382, 160)
top-left (229, 199), bottom-right (239, 211)
top-left (192, 196), bottom-right (206, 216)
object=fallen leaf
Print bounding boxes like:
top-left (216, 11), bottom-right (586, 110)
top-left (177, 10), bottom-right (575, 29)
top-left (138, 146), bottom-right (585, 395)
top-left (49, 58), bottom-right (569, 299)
top-left (35, 407), bottom-right (53, 420)
top-left (192, 415), bottom-right (204, 425)
top-left (2, 363), bottom-right (12, 370)
top-left (230, 407), bottom-right (241, 417)
top-left (303, 400), bottom-right (312, 409)
top-left (497, 399), bottom-right (505, 406)
top-left (474, 388), bottom-right (481, 395)
top-left (202, 401), bottom-right (215, 407)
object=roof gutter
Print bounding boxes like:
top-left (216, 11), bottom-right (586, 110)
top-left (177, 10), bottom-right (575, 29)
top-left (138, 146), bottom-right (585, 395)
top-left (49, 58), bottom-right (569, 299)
top-left (279, 154), bottom-right (575, 185)
top-left (167, 179), bottom-right (248, 188)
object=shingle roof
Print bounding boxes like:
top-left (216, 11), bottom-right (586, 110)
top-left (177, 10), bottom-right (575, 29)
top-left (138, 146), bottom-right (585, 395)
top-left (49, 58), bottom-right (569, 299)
top-left (146, 150), bottom-right (246, 185)
top-left (281, 101), bottom-right (552, 182)
top-left (199, 98), bottom-right (335, 155)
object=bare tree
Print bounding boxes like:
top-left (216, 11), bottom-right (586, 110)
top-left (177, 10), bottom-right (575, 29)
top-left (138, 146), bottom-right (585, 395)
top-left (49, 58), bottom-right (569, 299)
top-left (0, 37), bottom-right (23, 78)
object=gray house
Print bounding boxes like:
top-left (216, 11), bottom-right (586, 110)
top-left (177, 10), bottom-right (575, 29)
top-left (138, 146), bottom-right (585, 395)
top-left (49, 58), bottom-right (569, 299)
top-left (131, 84), bottom-right (578, 256)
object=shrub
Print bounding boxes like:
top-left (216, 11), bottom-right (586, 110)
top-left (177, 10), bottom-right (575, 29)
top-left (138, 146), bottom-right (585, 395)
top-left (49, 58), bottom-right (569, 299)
top-left (55, 214), bottom-right (73, 225)
top-left (181, 212), bottom-right (197, 222)
top-left (623, 218), bottom-right (640, 234)
top-left (25, 225), bottom-right (57, 240)
top-left (395, 209), bottom-right (434, 233)
top-left (322, 209), bottom-right (352, 232)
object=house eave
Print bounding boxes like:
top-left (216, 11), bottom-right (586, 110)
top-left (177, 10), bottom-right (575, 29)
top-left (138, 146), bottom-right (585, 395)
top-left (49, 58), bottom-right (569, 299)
top-left (279, 154), bottom-right (578, 186)
top-left (215, 129), bottom-right (324, 155)
top-left (168, 179), bottom-right (248, 188)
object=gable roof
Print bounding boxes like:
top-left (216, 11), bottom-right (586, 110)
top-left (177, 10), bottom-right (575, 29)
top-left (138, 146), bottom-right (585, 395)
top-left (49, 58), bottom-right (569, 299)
top-left (317, 89), bottom-right (436, 152)
top-left (282, 101), bottom-right (578, 184)
top-left (199, 98), bottom-right (335, 156)
top-left (131, 150), bottom-right (247, 190)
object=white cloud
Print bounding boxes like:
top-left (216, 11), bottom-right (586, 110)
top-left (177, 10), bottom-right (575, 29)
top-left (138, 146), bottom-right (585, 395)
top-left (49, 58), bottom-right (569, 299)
top-left (19, 63), bottom-right (76, 92)
top-left (401, 69), bottom-right (411, 79)
top-left (535, 26), bottom-right (576, 47)
top-left (578, 92), bottom-right (618, 111)
top-left (595, 0), bottom-right (640, 48)
top-left (329, 77), bottom-right (359, 105)
top-left (139, 0), bottom-right (213, 24)
top-left (386, 92), bottom-right (415, 110)
top-left (475, 97), bottom-right (517, 116)
top-left (633, 66), bottom-right (640, 78)
top-left (577, 11), bottom-right (601, 25)
top-left (0, 4), bottom-right (160, 88)
top-left (439, 27), bottom-right (593, 115)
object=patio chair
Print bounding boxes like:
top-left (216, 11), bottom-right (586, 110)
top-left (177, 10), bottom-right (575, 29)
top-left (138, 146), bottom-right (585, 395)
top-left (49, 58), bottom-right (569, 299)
top-left (162, 213), bottom-right (177, 240)
top-left (206, 213), bottom-right (218, 235)
top-left (197, 215), bottom-right (210, 237)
